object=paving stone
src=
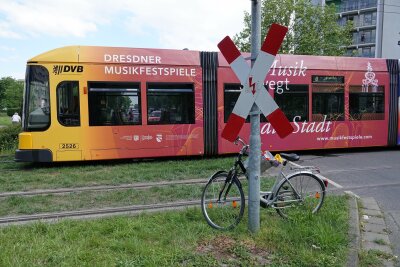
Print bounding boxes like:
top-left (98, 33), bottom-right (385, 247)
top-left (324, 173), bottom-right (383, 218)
top-left (382, 260), bottom-right (395, 267)
top-left (362, 208), bottom-right (382, 217)
top-left (362, 232), bottom-right (390, 244)
top-left (363, 203), bottom-right (381, 211)
top-left (361, 197), bottom-right (380, 211)
top-left (361, 216), bottom-right (386, 226)
top-left (361, 197), bottom-right (377, 204)
top-left (362, 240), bottom-right (393, 254)
top-left (363, 222), bottom-right (387, 233)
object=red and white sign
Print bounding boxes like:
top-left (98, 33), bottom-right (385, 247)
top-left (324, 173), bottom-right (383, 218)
top-left (218, 23), bottom-right (294, 142)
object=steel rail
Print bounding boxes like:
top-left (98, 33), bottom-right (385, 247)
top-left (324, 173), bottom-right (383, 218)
top-left (0, 178), bottom-right (208, 198)
top-left (0, 200), bottom-right (200, 226)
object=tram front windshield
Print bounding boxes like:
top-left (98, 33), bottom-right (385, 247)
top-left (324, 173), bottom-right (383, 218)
top-left (23, 65), bottom-right (50, 131)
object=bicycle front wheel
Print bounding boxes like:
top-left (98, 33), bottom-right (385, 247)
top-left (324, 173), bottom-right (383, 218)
top-left (275, 172), bottom-right (325, 219)
top-left (201, 172), bottom-right (245, 230)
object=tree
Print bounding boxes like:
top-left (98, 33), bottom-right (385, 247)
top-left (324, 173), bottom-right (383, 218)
top-left (233, 0), bottom-right (353, 56)
top-left (0, 77), bottom-right (24, 115)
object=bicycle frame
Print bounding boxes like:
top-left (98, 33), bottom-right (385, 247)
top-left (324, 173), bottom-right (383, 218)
top-left (259, 170), bottom-right (297, 209)
top-left (210, 136), bottom-right (323, 209)
top-left (201, 136), bottom-right (327, 230)
top-left (260, 164), bottom-right (324, 209)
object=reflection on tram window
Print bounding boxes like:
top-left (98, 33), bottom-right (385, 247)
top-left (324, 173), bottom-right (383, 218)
top-left (349, 85), bottom-right (384, 120)
top-left (312, 85), bottom-right (344, 121)
top-left (88, 82), bottom-right (141, 126)
top-left (147, 83), bottom-right (195, 125)
top-left (57, 81), bottom-right (80, 126)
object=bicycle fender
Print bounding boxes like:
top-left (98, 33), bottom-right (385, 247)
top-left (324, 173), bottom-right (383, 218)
top-left (287, 170), bottom-right (314, 177)
top-left (207, 170), bottom-right (228, 183)
top-left (277, 171), bottom-right (326, 191)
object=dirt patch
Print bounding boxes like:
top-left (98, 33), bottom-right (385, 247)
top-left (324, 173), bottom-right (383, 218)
top-left (196, 235), bottom-right (271, 265)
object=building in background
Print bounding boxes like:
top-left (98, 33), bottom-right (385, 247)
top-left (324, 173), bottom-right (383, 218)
top-left (314, 0), bottom-right (400, 58)
top-left (311, 0), bottom-right (326, 5)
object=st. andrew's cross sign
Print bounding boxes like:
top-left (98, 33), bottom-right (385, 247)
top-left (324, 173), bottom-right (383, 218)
top-left (218, 23), bottom-right (294, 142)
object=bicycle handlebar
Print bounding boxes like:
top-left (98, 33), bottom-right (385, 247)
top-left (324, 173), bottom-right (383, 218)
top-left (234, 136), bottom-right (249, 156)
top-left (234, 136), bottom-right (247, 147)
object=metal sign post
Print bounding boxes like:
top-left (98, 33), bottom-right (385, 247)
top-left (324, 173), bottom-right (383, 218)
top-left (248, 0), bottom-right (262, 233)
top-left (217, 3), bottom-right (292, 234)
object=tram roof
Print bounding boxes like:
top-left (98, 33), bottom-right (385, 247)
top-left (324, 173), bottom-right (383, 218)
top-left (29, 45), bottom-right (389, 72)
top-left (28, 46), bottom-right (202, 66)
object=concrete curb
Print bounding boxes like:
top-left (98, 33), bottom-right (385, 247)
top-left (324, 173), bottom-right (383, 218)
top-left (347, 196), bottom-right (360, 267)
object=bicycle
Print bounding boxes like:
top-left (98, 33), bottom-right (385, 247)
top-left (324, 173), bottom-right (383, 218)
top-left (201, 136), bottom-right (328, 230)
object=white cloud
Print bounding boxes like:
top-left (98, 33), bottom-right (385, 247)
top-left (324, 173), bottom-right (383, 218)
top-left (0, 0), bottom-right (122, 38)
top-left (0, 45), bottom-right (16, 51)
top-left (0, 0), bottom-right (249, 49)
top-left (0, 21), bottom-right (22, 39)
top-left (121, 0), bottom-right (249, 50)
top-left (0, 54), bottom-right (19, 63)
top-left (0, 0), bottom-right (251, 78)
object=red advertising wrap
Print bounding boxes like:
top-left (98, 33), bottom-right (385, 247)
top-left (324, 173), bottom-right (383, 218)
top-left (16, 45), bottom-right (398, 162)
top-left (217, 54), bottom-right (391, 154)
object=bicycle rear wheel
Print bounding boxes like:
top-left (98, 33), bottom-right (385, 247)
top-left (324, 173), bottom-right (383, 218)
top-left (201, 172), bottom-right (245, 230)
top-left (275, 172), bottom-right (325, 219)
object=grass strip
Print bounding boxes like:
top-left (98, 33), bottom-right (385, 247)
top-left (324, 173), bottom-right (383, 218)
top-left (0, 153), bottom-right (235, 192)
top-left (0, 179), bottom-right (280, 217)
top-left (0, 195), bottom-right (349, 266)
top-left (0, 184), bottom-right (203, 216)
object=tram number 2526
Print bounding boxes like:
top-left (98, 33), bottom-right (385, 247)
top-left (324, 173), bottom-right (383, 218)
top-left (59, 143), bottom-right (79, 149)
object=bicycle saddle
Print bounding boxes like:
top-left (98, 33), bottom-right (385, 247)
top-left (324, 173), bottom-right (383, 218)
top-left (280, 153), bottom-right (300, 162)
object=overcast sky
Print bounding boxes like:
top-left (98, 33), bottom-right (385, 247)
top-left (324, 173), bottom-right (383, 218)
top-left (0, 0), bottom-right (250, 79)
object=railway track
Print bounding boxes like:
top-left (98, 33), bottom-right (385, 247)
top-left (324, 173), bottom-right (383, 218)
top-left (0, 200), bottom-right (200, 226)
top-left (0, 178), bottom-right (208, 198)
top-left (0, 178), bottom-right (208, 226)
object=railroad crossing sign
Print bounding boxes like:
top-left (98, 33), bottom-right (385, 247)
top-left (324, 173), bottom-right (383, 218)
top-left (218, 23), bottom-right (294, 142)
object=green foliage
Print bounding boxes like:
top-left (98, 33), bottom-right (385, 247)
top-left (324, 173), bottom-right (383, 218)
top-left (233, 0), bottom-right (353, 56)
top-left (0, 77), bottom-right (24, 114)
top-left (0, 113), bottom-right (12, 126)
top-left (0, 125), bottom-right (21, 152)
top-left (6, 108), bottom-right (20, 117)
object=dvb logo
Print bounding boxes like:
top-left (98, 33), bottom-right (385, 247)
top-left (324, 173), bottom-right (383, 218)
top-left (53, 65), bottom-right (84, 75)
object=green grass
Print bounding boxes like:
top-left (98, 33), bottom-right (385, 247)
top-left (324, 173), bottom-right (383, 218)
top-left (0, 152), bottom-right (273, 193)
top-left (0, 113), bottom-right (12, 126)
top-left (0, 149), bottom-right (351, 265)
top-left (0, 184), bottom-right (203, 216)
top-left (0, 195), bottom-right (349, 266)
top-left (359, 249), bottom-right (397, 267)
top-left (0, 179), bottom-right (278, 217)
top-left (0, 153), bottom-right (237, 192)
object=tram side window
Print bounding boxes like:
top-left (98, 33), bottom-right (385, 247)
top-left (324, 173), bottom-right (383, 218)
top-left (349, 86), bottom-right (384, 120)
top-left (147, 83), bottom-right (194, 125)
top-left (274, 84), bottom-right (308, 121)
top-left (312, 85), bottom-right (344, 121)
top-left (224, 84), bottom-right (242, 122)
top-left (224, 83), bottom-right (268, 123)
top-left (57, 81), bottom-right (80, 126)
top-left (88, 82), bottom-right (141, 126)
